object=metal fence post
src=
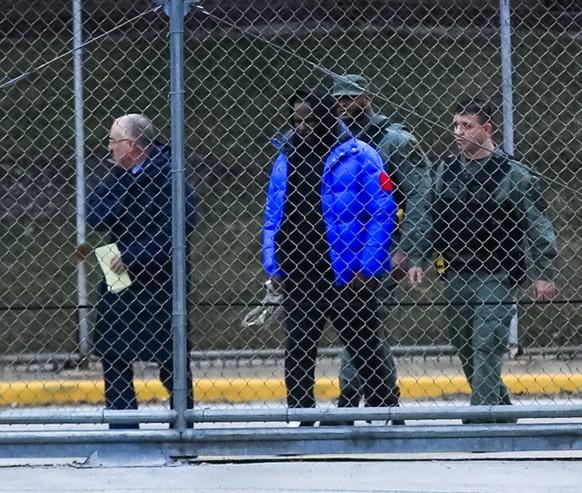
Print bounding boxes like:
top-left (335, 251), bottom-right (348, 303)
top-left (72, 0), bottom-right (90, 358)
top-left (169, 0), bottom-right (189, 433)
top-left (500, 0), bottom-right (515, 156)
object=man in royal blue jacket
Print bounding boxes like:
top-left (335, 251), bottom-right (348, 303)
top-left (263, 89), bottom-right (399, 420)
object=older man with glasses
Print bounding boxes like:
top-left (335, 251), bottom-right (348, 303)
top-left (85, 114), bottom-right (197, 429)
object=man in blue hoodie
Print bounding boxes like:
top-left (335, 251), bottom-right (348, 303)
top-left (262, 89), bottom-right (399, 420)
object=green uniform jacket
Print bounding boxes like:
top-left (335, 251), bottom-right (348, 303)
top-left (347, 113), bottom-right (433, 267)
top-left (431, 152), bottom-right (558, 281)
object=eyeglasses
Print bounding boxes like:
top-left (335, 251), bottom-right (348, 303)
top-left (108, 138), bottom-right (131, 144)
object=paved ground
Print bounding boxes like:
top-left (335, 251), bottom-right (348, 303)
top-left (0, 452), bottom-right (581, 492)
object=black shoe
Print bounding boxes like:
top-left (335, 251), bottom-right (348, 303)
top-left (109, 423), bottom-right (140, 430)
top-left (287, 421), bottom-right (317, 427)
top-left (364, 419), bottom-right (405, 425)
top-left (319, 420), bottom-right (354, 426)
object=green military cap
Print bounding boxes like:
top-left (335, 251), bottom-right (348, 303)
top-left (332, 74), bottom-right (369, 97)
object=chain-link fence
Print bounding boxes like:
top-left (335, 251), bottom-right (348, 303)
top-left (0, 0), bottom-right (580, 457)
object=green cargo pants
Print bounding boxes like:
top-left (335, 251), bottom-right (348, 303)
top-left (445, 270), bottom-right (514, 418)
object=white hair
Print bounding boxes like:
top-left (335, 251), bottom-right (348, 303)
top-left (114, 114), bottom-right (157, 149)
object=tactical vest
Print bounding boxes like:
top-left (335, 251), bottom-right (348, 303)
top-left (432, 153), bottom-right (526, 286)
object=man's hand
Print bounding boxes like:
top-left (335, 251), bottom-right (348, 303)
top-left (407, 267), bottom-right (424, 289)
top-left (531, 280), bottom-right (556, 301)
top-left (111, 253), bottom-right (128, 275)
top-left (75, 243), bottom-right (92, 262)
top-left (391, 249), bottom-right (408, 282)
top-left (350, 272), bottom-right (378, 292)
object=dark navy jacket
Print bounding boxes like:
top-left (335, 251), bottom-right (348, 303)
top-left (87, 146), bottom-right (196, 362)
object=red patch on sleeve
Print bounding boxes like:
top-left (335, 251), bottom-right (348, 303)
top-left (379, 172), bottom-right (393, 192)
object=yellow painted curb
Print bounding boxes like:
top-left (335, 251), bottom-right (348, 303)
top-left (0, 374), bottom-right (581, 406)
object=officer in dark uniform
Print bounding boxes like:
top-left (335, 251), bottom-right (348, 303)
top-left (411, 96), bottom-right (557, 421)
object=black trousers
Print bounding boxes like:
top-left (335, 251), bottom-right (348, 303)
top-left (284, 281), bottom-right (394, 409)
top-left (102, 357), bottom-right (194, 429)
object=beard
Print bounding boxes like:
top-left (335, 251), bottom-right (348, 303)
top-left (338, 104), bottom-right (366, 124)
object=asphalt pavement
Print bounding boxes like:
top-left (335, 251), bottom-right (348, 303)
top-left (0, 452), bottom-right (581, 492)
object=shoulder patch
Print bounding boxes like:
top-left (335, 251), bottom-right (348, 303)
top-left (379, 172), bottom-right (393, 192)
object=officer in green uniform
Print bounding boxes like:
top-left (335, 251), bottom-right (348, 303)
top-left (411, 95), bottom-right (557, 422)
top-left (331, 75), bottom-right (433, 423)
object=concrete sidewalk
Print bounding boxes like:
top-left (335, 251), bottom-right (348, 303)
top-left (1, 353), bottom-right (581, 406)
top-left (1, 452), bottom-right (582, 493)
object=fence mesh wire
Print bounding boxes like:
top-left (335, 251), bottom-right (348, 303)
top-left (0, 0), bottom-right (580, 423)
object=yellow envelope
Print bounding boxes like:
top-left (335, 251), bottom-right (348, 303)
top-left (94, 243), bottom-right (132, 293)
